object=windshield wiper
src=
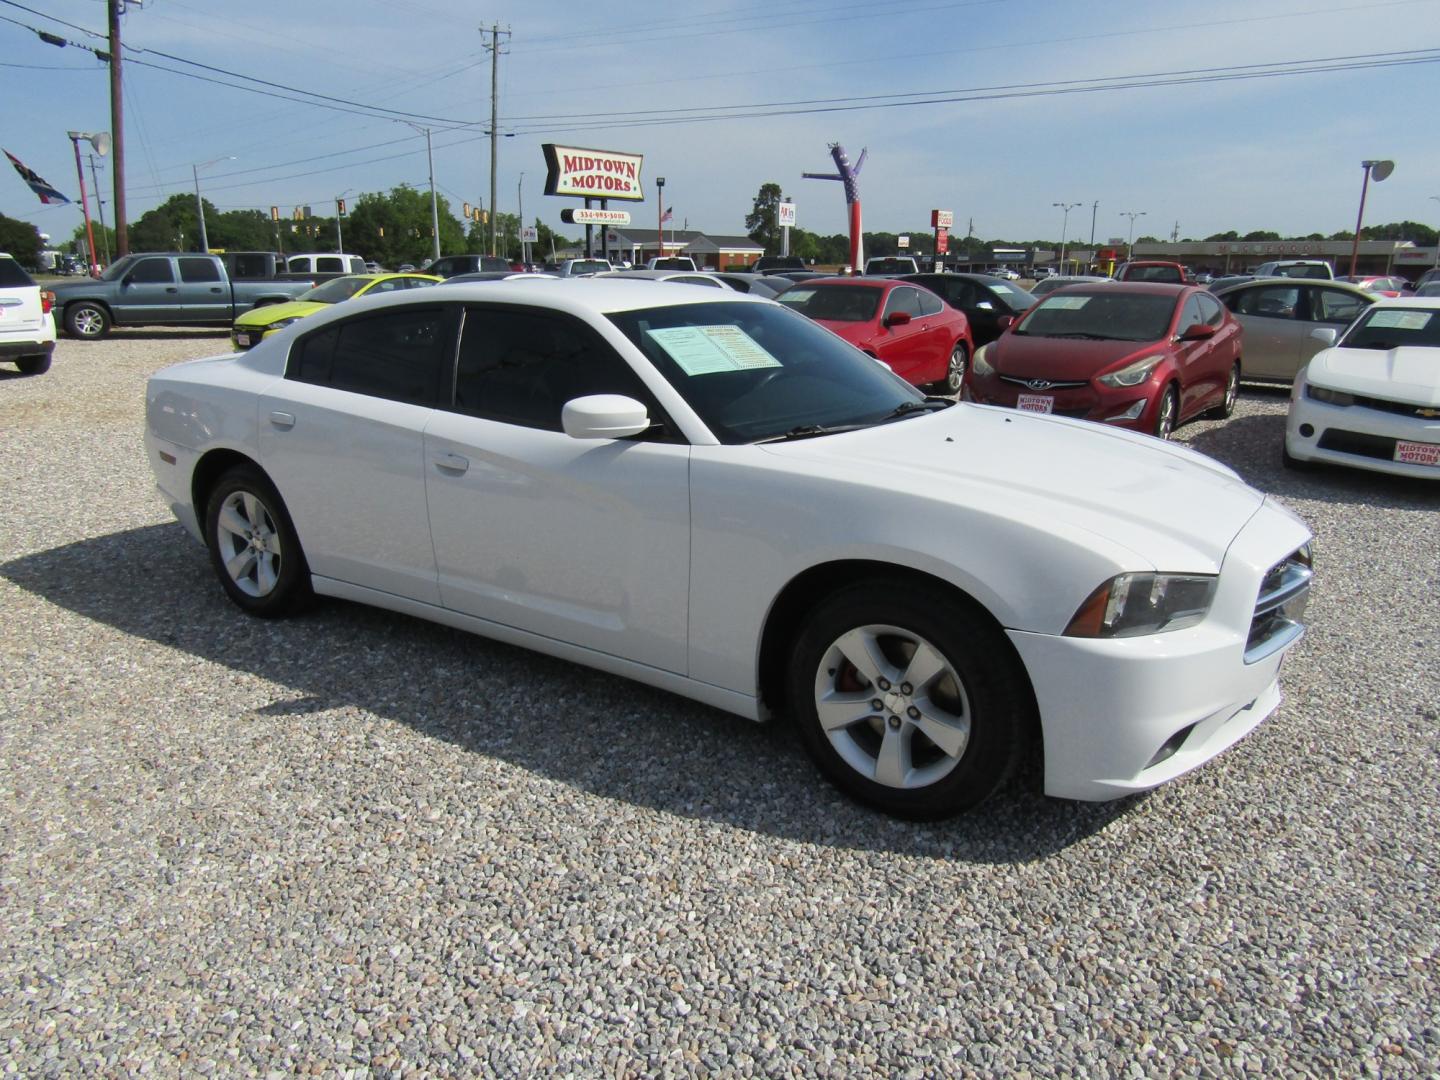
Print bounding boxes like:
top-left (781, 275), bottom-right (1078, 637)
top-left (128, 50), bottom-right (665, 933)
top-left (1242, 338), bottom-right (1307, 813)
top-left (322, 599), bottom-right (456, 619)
top-left (1046, 331), bottom-right (1114, 340)
top-left (754, 423), bottom-right (867, 443)
top-left (877, 399), bottom-right (953, 423)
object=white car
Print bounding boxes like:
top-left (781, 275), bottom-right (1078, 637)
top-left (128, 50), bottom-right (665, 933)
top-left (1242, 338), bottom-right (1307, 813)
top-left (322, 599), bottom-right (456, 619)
top-left (990, 267), bottom-right (1022, 281)
top-left (1284, 296), bottom-right (1440, 478)
top-left (145, 280), bottom-right (1313, 818)
top-left (0, 253), bottom-right (56, 375)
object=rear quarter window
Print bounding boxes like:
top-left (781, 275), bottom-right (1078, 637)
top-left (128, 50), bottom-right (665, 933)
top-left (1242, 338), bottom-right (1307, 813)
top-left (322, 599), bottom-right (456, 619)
top-left (0, 257), bottom-right (35, 287)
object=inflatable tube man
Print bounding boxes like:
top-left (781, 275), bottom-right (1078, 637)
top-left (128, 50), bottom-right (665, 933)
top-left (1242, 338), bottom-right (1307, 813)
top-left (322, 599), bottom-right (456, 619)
top-left (803, 143), bottom-right (867, 273)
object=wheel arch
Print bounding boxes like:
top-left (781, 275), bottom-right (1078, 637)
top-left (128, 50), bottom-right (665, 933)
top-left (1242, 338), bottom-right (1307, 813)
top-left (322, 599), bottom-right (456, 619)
top-left (190, 447), bottom-right (266, 541)
top-left (62, 297), bottom-right (113, 326)
top-left (756, 559), bottom-right (1039, 737)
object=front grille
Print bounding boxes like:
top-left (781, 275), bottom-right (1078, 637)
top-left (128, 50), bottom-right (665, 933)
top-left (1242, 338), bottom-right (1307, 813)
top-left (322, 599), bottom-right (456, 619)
top-left (1352, 394), bottom-right (1440, 420)
top-left (1316, 429), bottom-right (1397, 461)
top-left (1245, 548), bottom-right (1312, 664)
top-left (999, 375), bottom-right (1089, 390)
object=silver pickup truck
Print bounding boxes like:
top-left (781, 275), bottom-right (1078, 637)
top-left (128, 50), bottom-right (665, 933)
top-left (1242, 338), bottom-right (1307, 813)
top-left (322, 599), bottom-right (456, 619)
top-left (48, 253), bottom-right (316, 340)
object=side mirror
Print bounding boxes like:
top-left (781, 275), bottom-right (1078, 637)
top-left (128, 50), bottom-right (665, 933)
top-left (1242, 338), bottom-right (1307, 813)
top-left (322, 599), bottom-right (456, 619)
top-left (1179, 322), bottom-right (1218, 341)
top-left (562, 394), bottom-right (651, 440)
top-left (885, 311), bottom-right (912, 327)
top-left (1309, 327), bottom-right (1338, 346)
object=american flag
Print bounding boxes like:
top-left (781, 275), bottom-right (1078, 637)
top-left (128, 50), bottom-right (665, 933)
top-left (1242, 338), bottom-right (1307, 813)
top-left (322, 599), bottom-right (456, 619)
top-left (4, 149), bottom-right (69, 205)
top-left (660, 206), bottom-right (673, 224)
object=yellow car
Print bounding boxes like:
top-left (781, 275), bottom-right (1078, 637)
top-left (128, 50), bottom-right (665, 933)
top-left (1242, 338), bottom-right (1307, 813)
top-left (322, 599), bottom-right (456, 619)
top-left (230, 273), bottom-right (441, 350)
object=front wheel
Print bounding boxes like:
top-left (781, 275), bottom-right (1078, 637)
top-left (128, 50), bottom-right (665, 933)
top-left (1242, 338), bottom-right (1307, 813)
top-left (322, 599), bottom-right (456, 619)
top-left (204, 465), bottom-right (312, 617)
top-left (787, 582), bottom-right (1032, 819)
top-left (1153, 384), bottom-right (1178, 439)
top-left (64, 302), bottom-right (110, 340)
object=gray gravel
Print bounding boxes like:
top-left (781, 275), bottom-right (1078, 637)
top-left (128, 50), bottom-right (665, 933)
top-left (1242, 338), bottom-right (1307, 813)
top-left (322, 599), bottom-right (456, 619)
top-left (2, 328), bottom-right (1437, 1076)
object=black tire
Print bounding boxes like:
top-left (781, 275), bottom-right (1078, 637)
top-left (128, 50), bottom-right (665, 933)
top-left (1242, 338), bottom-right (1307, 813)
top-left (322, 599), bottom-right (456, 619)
top-left (786, 581), bottom-right (1033, 819)
top-left (16, 353), bottom-right (52, 375)
top-left (1153, 384), bottom-right (1179, 439)
top-left (64, 302), bottom-right (110, 340)
top-left (934, 341), bottom-right (968, 395)
top-left (1208, 362), bottom-right (1239, 420)
top-left (203, 465), bottom-right (312, 617)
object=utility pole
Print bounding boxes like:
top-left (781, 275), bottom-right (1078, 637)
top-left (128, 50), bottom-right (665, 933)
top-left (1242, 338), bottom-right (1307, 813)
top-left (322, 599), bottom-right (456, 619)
top-left (1089, 200), bottom-right (1098, 248)
top-left (108, 0), bottom-right (128, 256)
top-left (1171, 220), bottom-right (1180, 243)
top-left (481, 24), bottom-right (510, 258)
top-left (87, 154), bottom-right (111, 265)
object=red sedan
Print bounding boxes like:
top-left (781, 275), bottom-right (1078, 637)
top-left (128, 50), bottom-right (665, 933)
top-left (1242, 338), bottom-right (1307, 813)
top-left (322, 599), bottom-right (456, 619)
top-left (964, 282), bottom-right (1243, 438)
top-left (777, 277), bottom-right (974, 393)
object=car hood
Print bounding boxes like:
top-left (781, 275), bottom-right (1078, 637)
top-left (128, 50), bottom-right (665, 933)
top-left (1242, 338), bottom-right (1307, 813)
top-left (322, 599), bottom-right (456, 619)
top-left (994, 334), bottom-right (1162, 378)
top-left (761, 404), bottom-right (1264, 571)
top-left (234, 300), bottom-right (327, 328)
top-left (1306, 346), bottom-right (1440, 405)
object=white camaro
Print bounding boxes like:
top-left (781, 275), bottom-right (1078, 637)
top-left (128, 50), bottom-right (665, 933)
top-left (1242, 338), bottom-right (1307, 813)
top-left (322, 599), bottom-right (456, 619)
top-left (146, 280), bottom-right (1313, 819)
top-left (1285, 296), bottom-right (1440, 478)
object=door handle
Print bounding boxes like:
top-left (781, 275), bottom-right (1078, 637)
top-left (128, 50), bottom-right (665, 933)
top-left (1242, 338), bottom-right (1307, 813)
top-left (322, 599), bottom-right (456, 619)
top-left (165, 287), bottom-right (178, 293)
top-left (209, 287), bottom-right (223, 294)
top-left (269, 411), bottom-right (295, 429)
top-left (432, 452), bottom-right (470, 474)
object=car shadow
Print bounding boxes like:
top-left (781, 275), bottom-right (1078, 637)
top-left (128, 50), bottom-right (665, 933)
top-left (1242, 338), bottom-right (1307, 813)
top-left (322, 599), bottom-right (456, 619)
top-left (2, 524), bottom-right (1137, 863)
top-left (67, 328), bottom-right (230, 342)
top-left (1184, 405), bottom-right (1439, 510)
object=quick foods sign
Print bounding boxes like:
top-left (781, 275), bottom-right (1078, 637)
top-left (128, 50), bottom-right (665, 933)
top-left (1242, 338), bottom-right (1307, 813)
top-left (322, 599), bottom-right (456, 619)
top-left (543, 144), bottom-right (645, 202)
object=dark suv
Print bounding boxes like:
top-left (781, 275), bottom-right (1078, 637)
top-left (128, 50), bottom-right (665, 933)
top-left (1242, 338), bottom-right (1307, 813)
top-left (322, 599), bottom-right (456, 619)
top-left (751, 256), bottom-right (806, 274)
top-left (426, 254), bottom-right (515, 278)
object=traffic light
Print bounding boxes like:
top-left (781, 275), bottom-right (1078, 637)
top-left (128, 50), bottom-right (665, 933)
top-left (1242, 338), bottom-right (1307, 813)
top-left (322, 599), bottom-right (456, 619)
top-left (270, 206), bottom-right (279, 222)
top-left (378, 226), bottom-right (384, 238)
top-left (337, 198), bottom-right (346, 216)
top-left (463, 202), bottom-right (471, 218)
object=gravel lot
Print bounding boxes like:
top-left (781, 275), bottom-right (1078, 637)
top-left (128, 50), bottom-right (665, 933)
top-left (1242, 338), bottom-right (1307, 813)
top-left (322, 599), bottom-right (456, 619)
top-left (2, 328), bottom-right (1437, 1077)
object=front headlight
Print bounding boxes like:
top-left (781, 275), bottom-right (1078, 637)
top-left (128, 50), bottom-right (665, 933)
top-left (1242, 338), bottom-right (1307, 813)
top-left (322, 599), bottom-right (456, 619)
top-left (971, 344), bottom-right (994, 377)
top-left (1097, 354), bottom-right (1165, 388)
top-left (265, 317), bottom-right (301, 331)
top-left (1307, 385), bottom-right (1354, 406)
top-left (1064, 573), bottom-right (1218, 638)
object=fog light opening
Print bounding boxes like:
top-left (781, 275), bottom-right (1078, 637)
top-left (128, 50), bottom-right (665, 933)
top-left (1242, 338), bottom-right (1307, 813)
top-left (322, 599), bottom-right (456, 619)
top-left (1298, 423), bottom-right (1315, 438)
top-left (1146, 724), bottom-right (1196, 769)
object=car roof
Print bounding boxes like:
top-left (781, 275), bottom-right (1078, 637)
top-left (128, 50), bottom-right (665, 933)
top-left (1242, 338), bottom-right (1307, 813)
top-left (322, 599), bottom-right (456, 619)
top-left (1212, 277), bottom-right (1374, 296)
top-left (316, 278), bottom-right (767, 318)
top-left (1053, 281), bottom-right (1190, 296)
top-left (793, 276), bottom-right (893, 289)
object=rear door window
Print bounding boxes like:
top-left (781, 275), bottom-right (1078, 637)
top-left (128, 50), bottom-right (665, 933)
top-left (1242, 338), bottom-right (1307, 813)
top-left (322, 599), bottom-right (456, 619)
top-left (178, 257), bottom-right (222, 283)
top-left (288, 306), bottom-right (451, 406)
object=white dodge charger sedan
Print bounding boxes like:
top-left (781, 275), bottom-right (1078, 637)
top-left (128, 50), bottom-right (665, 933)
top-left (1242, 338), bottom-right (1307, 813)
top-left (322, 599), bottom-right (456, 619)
top-left (146, 280), bottom-right (1313, 819)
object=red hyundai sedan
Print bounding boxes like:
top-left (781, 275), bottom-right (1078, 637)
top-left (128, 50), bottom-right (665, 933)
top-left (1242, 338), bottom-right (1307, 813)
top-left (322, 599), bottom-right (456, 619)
top-left (964, 282), bottom-right (1243, 438)
top-left (777, 277), bottom-right (974, 393)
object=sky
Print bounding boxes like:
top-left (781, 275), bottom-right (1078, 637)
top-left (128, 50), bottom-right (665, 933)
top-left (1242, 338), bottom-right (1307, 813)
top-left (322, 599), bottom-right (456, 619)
top-left (4, 0), bottom-right (1440, 250)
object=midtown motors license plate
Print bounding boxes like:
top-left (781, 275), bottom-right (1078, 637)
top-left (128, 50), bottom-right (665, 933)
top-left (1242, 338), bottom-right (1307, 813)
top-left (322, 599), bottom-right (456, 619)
top-left (1016, 393), bottom-right (1054, 414)
top-left (1394, 440), bottom-right (1440, 466)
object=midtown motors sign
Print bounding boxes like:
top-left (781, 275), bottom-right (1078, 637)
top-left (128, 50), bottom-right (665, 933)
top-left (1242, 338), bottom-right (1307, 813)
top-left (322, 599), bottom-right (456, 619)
top-left (542, 144), bottom-right (645, 202)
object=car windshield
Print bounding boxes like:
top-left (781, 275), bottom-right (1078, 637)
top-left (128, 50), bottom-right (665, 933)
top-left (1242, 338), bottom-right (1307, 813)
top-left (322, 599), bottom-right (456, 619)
top-left (606, 301), bottom-right (927, 444)
top-left (1016, 292), bottom-right (1177, 342)
top-left (775, 285), bottom-right (881, 322)
top-left (1125, 265), bottom-right (1184, 283)
top-left (571, 261), bottom-right (609, 274)
top-left (1340, 307), bottom-right (1440, 350)
top-left (100, 255), bottom-right (140, 281)
top-left (980, 280), bottom-right (1037, 308)
top-left (298, 276), bottom-right (371, 303)
top-left (1277, 265), bottom-right (1331, 279)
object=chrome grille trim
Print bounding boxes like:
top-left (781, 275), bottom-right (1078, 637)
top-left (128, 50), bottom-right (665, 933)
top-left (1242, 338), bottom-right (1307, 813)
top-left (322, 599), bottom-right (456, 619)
top-left (1245, 552), bottom-right (1313, 664)
top-left (999, 375), bottom-right (1089, 390)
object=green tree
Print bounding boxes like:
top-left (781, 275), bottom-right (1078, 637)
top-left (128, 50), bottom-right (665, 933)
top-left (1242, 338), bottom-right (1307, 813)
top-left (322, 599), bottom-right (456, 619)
top-left (745, 182), bottom-right (783, 253)
top-left (1242, 230), bottom-right (1281, 242)
top-left (0, 212), bottom-right (42, 267)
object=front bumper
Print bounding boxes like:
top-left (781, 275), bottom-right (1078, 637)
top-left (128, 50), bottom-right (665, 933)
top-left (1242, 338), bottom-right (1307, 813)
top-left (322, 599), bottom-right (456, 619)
top-left (1286, 380), bottom-right (1440, 479)
top-left (1010, 500), bottom-right (1312, 801)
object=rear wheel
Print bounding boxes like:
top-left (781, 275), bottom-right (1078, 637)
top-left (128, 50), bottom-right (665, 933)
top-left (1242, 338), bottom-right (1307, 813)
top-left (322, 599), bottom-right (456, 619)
top-left (936, 342), bottom-right (968, 395)
top-left (15, 353), bottom-right (51, 375)
top-left (203, 465), bottom-right (312, 617)
top-left (787, 582), bottom-right (1031, 819)
top-left (1153, 384), bottom-right (1178, 439)
top-left (1208, 362), bottom-right (1240, 420)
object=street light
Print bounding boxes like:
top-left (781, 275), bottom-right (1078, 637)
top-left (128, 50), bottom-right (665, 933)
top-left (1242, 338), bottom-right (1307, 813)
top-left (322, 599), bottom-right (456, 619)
top-left (1053, 202), bottom-right (1080, 274)
top-left (1121, 211), bottom-right (1147, 261)
top-left (655, 176), bottom-right (666, 262)
top-left (192, 155), bottom-right (236, 253)
top-left (517, 171), bottom-right (526, 266)
top-left (1349, 159), bottom-right (1394, 277)
top-left (1426, 195), bottom-right (1439, 271)
top-left (66, 130), bottom-right (110, 276)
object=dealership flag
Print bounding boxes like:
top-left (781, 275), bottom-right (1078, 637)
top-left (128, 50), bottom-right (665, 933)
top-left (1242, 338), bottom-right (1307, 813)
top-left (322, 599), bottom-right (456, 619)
top-left (660, 206), bottom-right (673, 224)
top-left (4, 149), bottom-right (69, 204)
